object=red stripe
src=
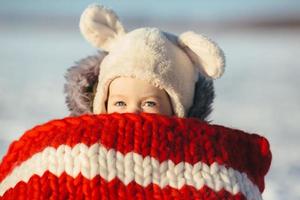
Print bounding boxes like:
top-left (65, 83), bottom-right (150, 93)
top-left (0, 172), bottom-right (247, 200)
top-left (0, 113), bottom-right (271, 191)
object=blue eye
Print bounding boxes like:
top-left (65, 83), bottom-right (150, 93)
top-left (143, 101), bottom-right (157, 107)
top-left (114, 101), bottom-right (126, 107)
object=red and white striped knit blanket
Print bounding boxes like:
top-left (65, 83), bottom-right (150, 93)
top-left (0, 113), bottom-right (271, 200)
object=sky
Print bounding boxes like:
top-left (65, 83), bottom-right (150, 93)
top-left (1, 0), bottom-right (300, 20)
top-left (0, 1), bottom-right (300, 199)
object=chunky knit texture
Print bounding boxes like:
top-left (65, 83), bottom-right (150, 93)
top-left (0, 113), bottom-right (271, 200)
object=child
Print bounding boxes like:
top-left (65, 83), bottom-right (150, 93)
top-left (0, 4), bottom-right (271, 200)
top-left (64, 4), bottom-right (225, 120)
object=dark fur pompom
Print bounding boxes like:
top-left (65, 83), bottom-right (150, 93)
top-left (64, 52), bottom-right (106, 116)
top-left (187, 75), bottom-right (215, 121)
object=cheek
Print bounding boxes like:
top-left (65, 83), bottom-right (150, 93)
top-left (143, 105), bottom-right (170, 115)
top-left (143, 107), bottom-right (161, 114)
top-left (158, 100), bottom-right (173, 116)
top-left (106, 104), bottom-right (113, 113)
top-left (106, 101), bottom-right (116, 114)
top-left (107, 105), bottom-right (126, 114)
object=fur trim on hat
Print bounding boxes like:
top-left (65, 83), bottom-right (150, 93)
top-left (64, 52), bottom-right (106, 116)
top-left (188, 75), bottom-right (215, 120)
top-left (64, 53), bottom-right (214, 120)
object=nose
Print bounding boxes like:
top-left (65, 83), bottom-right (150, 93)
top-left (127, 105), bottom-right (141, 114)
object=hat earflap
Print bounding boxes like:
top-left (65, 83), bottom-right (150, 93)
top-left (79, 4), bottom-right (126, 52)
top-left (178, 31), bottom-right (225, 79)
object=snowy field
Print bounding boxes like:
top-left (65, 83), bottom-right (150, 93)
top-left (1, 2), bottom-right (300, 199)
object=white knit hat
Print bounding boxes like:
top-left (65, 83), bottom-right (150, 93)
top-left (79, 4), bottom-right (225, 117)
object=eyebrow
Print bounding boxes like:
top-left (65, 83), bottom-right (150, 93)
top-left (109, 94), bottom-right (127, 99)
top-left (141, 94), bottom-right (162, 101)
top-left (109, 94), bottom-right (162, 100)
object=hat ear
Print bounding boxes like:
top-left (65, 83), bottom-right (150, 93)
top-left (79, 4), bottom-right (126, 52)
top-left (178, 31), bottom-right (225, 79)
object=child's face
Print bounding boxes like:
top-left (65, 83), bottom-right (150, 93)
top-left (106, 77), bottom-right (173, 116)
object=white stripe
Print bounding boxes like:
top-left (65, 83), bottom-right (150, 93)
top-left (0, 143), bottom-right (262, 200)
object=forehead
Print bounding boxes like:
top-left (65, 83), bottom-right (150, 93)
top-left (109, 77), bottom-right (164, 95)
